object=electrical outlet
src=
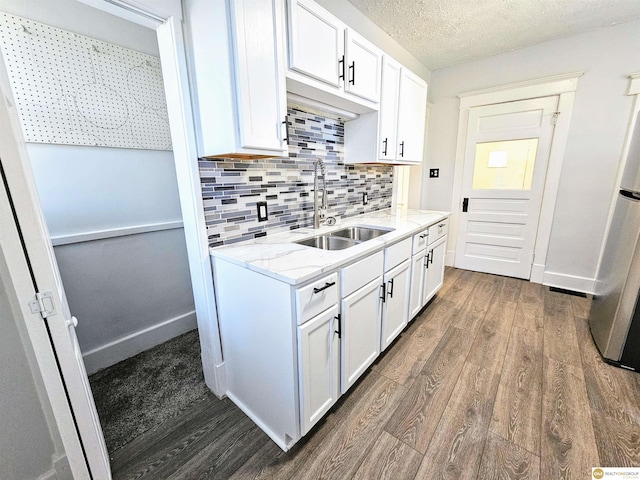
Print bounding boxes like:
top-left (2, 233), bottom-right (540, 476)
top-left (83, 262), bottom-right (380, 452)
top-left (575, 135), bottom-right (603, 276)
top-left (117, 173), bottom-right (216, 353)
top-left (429, 168), bottom-right (440, 178)
top-left (362, 192), bottom-right (368, 205)
top-left (257, 201), bottom-right (268, 222)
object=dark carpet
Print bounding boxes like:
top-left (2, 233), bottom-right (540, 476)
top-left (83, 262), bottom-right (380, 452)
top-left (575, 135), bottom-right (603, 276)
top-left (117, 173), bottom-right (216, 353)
top-left (88, 329), bottom-right (213, 452)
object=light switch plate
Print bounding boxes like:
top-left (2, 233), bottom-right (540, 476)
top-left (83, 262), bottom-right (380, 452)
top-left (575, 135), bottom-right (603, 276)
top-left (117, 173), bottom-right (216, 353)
top-left (363, 192), bottom-right (368, 205)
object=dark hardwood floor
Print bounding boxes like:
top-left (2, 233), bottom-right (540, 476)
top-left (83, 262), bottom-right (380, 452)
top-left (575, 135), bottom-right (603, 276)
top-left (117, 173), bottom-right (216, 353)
top-left (110, 268), bottom-right (640, 479)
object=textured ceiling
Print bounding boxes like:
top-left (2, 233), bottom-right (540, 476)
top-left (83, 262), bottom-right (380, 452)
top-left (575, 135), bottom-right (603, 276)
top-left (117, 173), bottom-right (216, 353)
top-left (346, 0), bottom-right (640, 70)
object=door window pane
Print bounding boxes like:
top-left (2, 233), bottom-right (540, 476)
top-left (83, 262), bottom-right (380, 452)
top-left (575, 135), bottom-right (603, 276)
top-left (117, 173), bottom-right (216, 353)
top-left (472, 138), bottom-right (538, 190)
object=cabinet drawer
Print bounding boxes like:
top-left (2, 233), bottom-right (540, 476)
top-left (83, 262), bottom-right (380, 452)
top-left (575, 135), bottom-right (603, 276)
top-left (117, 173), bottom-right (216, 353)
top-left (341, 251), bottom-right (384, 297)
top-left (428, 218), bottom-right (448, 244)
top-left (296, 273), bottom-right (339, 325)
top-left (412, 228), bottom-right (429, 254)
top-left (384, 237), bottom-right (412, 271)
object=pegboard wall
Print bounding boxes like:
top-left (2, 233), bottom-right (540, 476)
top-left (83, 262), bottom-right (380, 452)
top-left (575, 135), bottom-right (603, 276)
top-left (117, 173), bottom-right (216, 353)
top-left (0, 12), bottom-right (172, 150)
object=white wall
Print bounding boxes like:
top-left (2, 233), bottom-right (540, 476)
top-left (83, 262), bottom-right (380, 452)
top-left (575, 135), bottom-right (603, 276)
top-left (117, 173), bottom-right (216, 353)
top-left (0, 0), bottom-right (196, 372)
top-left (424, 19), bottom-right (640, 291)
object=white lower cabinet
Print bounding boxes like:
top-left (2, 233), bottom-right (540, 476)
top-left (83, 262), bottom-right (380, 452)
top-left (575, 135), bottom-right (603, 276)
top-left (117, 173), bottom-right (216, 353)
top-left (381, 259), bottom-right (411, 351)
top-left (409, 249), bottom-right (427, 319)
top-left (297, 305), bottom-right (340, 435)
top-left (211, 216), bottom-right (449, 452)
top-left (340, 276), bottom-right (383, 393)
top-left (424, 236), bottom-right (447, 303)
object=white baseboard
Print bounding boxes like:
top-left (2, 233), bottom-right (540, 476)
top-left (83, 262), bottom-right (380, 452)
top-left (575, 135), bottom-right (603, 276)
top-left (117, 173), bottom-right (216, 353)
top-left (37, 454), bottom-right (70, 480)
top-left (543, 271), bottom-right (596, 294)
top-left (445, 249), bottom-right (456, 267)
top-left (530, 263), bottom-right (545, 284)
top-left (82, 310), bottom-right (197, 374)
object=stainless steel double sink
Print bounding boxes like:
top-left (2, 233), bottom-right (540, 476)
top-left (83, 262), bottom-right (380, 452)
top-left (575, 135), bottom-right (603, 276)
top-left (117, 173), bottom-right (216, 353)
top-left (294, 225), bottom-right (394, 250)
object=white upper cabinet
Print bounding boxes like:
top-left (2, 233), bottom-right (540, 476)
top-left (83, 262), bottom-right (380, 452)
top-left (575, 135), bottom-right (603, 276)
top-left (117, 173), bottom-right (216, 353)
top-left (287, 0), bottom-right (382, 111)
top-left (185, 0), bottom-right (288, 158)
top-left (344, 29), bottom-right (382, 103)
top-left (288, 0), bottom-right (344, 87)
top-left (378, 56), bottom-right (401, 160)
top-left (396, 68), bottom-right (428, 163)
top-left (345, 56), bottom-right (428, 165)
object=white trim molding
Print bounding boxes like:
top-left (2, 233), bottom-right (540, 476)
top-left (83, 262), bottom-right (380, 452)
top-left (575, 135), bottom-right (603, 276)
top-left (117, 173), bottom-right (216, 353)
top-left (542, 271), bottom-right (596, 295)
top-left (450, 72), bottom-right (583, 284)
top-left (82, 310), bottom-right (197, 374)
top-left (50, 221), bottom-right (184, 246)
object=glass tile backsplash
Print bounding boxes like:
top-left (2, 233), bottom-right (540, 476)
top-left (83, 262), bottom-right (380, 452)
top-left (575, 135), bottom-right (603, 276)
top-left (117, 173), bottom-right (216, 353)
top-left (199, 108), bottom-right (393, 247)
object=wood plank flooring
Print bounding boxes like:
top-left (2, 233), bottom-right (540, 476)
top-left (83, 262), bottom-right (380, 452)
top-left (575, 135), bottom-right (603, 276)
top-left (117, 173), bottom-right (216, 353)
top-left (110, 268), bottom-right (640, 479)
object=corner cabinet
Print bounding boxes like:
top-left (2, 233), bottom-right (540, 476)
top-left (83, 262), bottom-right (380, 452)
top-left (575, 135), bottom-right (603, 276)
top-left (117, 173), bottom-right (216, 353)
top-left (184, 0), bottom-right (288, 158)
top-left (286, 0), bottom-right (382, 111)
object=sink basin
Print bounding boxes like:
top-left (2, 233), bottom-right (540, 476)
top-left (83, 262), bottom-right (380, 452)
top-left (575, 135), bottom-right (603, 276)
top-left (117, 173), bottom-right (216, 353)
top-left (295, 235), bottom-right (359, 250)
top-left (330, 225), bottom-right (394, 242)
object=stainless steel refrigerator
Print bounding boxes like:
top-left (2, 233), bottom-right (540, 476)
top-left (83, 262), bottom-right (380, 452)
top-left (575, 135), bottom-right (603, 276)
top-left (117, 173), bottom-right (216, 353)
top-left (589, 111), bottom-right (640, 371)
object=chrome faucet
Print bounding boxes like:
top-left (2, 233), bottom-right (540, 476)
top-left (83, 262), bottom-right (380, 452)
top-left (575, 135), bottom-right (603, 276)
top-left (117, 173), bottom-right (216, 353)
top-left (313, 158), bottom-right (328, 229)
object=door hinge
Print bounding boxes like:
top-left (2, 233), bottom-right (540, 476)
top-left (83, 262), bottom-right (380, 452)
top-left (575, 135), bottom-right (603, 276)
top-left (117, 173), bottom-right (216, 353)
top-left (552, 111), bottom-right (561, 125)
top-left (28, 291), bottom-right (56, 319)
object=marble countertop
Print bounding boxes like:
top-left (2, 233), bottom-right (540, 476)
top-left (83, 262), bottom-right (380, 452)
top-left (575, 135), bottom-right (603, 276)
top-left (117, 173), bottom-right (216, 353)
top-left (209, 208), bottom-right (450, 285)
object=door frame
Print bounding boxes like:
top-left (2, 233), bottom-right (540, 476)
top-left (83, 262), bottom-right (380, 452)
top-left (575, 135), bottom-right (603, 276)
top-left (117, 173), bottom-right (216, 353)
top-left (1, 0), bottom-right (226, 475)
top-left (78, 0), bottom-right (226, 394)
top-left (449, 72), bottom-right (582, 283)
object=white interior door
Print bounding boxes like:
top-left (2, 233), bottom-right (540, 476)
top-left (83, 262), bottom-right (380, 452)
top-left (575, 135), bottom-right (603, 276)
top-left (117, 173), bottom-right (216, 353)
top-left (0, 64), bottom-right (110, 478)
top-left (455, 96), bottom-right (558, 279)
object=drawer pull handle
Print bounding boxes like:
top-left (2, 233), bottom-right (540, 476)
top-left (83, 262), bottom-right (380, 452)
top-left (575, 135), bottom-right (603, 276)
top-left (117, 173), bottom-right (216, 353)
top-left (429, 248), bottom-right (434, 265)
top-left (419, 234), bottom-right (428, 239)
top-left (313, 281), bottom-right (335, 294)
top-left (388, 278), bottom-right (394, 298)
top-left (438, 223), bottom-right (446, 228)
top-left (424, 251), bottom-right (431, 268)
top-left (334, 314), bottom-right (341, 338)
top-left (380, 283), bottom-right (386, 303)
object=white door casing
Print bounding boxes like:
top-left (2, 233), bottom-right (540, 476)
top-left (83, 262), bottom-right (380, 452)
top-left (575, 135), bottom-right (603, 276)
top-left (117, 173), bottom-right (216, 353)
top-left (455, 96), bottom-right (558, 279)
top-left (448, 73), bottom-right (581, 283)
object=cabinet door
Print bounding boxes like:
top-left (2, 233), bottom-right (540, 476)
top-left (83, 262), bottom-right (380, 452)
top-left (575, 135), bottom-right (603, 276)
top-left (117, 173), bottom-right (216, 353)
top-left (424, 236), bottom-right (447, 304)
top-left (340, 277), bottom-right (383, 394)
top-left (409, 251), bottom-right (427, 320)
top-left (232, 0), bottom-right (287, 152)
top-left (287, 0), bottom-right (344, 87)
top-left (344, 29), bottom-right (381, 103)
top-left (396, 68), bottom-right (428, 163)
top-left (298, 306), bottom-right (340, 435)
top-left (378, 56), bottom-right (401, 160)
top-left (381, 259), bottom-right (411, 351)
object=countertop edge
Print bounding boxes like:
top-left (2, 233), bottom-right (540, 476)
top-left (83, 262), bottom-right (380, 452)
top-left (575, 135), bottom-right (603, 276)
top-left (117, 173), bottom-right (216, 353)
top-left (209, 210), bottom-right (450, 286)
